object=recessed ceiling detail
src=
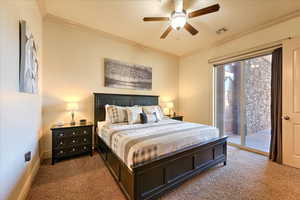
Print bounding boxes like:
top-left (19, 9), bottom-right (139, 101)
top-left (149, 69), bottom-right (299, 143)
top-left (43, 0), bottom-right (300, 56)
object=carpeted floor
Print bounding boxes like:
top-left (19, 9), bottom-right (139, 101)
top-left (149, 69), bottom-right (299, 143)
top-left (27, 146), bottom-right (300, 200)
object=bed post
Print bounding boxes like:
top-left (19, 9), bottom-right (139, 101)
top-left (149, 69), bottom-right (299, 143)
top-left (93, 94), bottom-right (98, 151)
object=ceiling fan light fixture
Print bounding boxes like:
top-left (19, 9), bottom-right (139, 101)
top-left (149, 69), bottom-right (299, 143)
top-left (170, 11), bottom-right (187, 30)
top-left (143, 3), bottom-right (220, 39)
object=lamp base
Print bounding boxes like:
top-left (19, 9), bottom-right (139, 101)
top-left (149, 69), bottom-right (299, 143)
top-left (70, 111), bottom-right (76, 125)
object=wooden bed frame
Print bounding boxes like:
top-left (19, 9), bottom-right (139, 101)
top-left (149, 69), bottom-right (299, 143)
top-left (94, 93), bottom-right (227, 200)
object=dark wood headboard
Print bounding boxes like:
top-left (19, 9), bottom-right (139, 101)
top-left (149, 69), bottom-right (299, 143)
top-left (93, 93), bottom-right (159, 127)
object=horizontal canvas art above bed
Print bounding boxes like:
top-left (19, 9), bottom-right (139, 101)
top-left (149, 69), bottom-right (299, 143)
top-left (104, 58), bottom-right (152, 90)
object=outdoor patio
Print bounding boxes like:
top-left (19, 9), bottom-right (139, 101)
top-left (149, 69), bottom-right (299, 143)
top-left (227, 129), bottom-right (271, 153)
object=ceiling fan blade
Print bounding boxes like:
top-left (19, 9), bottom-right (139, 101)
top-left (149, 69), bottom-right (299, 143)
top-left (188, 4), bottom-right (220, 18)
top-left (184, 23), bottom-right (199, 35)
top-left (160, 26), bottom-right (173, 39)
top-left (143, 17), bottom-right (169, 21)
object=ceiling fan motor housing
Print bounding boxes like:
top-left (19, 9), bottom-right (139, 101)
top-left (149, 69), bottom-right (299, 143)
top-left (170, 10), bottom-right (187, 30)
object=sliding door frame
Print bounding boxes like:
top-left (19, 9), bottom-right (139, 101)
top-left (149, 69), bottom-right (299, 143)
top-left (213, 52), bottom-right (274, 156)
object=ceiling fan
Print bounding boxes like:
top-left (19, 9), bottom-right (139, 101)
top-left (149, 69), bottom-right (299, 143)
top-left (143, 0), bottom-right (220, 39)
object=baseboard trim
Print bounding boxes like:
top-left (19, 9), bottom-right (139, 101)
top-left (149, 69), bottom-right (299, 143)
top-left (17, 157), bottom-right (40, 200)
top-left (41, 150), bottom-right (51, 160)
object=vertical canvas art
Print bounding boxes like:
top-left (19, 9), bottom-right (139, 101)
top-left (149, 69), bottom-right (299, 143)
top-left (19, 20), bottom-right (39, 94)
top-left (104, 58), bottom-right (152, 90)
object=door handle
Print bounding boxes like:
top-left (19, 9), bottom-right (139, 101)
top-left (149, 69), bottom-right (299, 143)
top-left (282, 115), bottom-right (290, 120)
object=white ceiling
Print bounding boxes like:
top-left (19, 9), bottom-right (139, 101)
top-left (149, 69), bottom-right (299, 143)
top-left (44, 0), bottom-right (300, 56)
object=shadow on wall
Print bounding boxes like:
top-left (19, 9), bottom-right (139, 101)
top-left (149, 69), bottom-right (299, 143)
top-left (41, 94), bottom-right (93, 158)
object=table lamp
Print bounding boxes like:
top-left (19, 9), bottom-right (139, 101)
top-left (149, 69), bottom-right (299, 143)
top-left (166, 102), bottom-right (174, 116)
top-left (66, 102), bottom-right (79, 125)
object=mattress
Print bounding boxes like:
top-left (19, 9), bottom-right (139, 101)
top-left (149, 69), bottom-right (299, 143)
top-left (97, 119), bottom-right (219, 169)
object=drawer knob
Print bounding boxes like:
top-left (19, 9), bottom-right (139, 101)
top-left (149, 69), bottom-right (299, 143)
top-left (60, 150), bottom-right (64, 154)
top-left (72, 148), bottom-right (75, 151)
top-left (84, 130), bottom-right (87, 134)
top-left (72, 132), bottom-right (75, 135)
top-left (83, 138), bottom-right (87, 142)
top-left (72, 140), bottom-right (75, 143)
top-left (84, 146), bottom-right (87, 150)
top-left (60, 141), bottom-right (63, 145)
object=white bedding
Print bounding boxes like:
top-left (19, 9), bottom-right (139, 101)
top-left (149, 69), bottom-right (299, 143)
top-left (97, 119), bottom-right (219, 169)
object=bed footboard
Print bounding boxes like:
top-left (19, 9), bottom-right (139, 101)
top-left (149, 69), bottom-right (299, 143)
top-left (96, 135), bottom-right (227, 200)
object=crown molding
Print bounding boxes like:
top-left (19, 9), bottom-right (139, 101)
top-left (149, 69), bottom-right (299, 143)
top-left (214, 9), bottom-right (300, 46)
top-left (181, 9), bottom-right (300, 58)
top-left (43, 14), bottom-right (179, 58)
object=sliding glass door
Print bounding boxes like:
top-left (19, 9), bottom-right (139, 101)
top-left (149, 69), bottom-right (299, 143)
top-left (214, 54), bottom-right (272, 153)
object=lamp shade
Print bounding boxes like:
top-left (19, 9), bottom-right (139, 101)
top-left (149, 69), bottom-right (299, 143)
top-left (166, 102), bottom-right (174, 109)
top-left (66, 102), bottom-right (79, 111)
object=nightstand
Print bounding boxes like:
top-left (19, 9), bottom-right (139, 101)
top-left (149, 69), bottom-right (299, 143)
top-left (51, 122), bottom-right (93, 165)
top-left (169, 115), bottom-right (184, 121)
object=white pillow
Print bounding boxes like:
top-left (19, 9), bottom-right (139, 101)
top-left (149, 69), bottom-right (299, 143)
top-left (127, 106), bottom-right (143, 124)
top-left (142, 105), bottom-right (164, 121)
top-left (105, 105), bottom-right (128, 124)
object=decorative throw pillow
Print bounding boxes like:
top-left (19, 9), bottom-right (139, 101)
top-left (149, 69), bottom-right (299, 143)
top-left (148, 112), bottom-right (159, 123)
top-left (140, 112), bottom-right (147, 124)
top-left (142, 105), bottom-right (164, 121)
top-left (127, 106), bottom-right (143, 124)
top-left (140, 112), bottom-right (158, 124)
top-left (116, 106), bottom-right (128, 121)
top-left (105, 105), bottom-right (128, 124)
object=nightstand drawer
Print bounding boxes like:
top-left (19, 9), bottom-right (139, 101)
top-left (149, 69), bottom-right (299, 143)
top-left (54, 127), bottom-right (91, 138)
top-left (54, 129), bottom-right (79, 138)
top-left (54, 136), bottom-right (91, 149)
top-left (54, 145), bottom-right (91, 158)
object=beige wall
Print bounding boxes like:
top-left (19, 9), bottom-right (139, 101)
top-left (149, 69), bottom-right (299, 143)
top-left (179, 16), bottom-right (300, 125)
top-left (0, 0), bottom-right (43, 200)
top-left (42, 18), bottom-right (179, 156)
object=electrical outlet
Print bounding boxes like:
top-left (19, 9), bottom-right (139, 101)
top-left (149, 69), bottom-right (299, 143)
top-left (25, 151), bottom-right (31, 162)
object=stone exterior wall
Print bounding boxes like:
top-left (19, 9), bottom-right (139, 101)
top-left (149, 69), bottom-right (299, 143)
top-left (244, 55), bottom-right (272, 135)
